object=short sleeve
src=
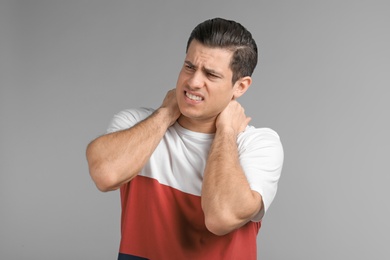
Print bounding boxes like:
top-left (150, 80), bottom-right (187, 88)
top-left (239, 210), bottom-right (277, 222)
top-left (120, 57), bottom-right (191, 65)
top-left (106, 107), bottom-right (155, 134)
top-left (237, 127), bottom-right (284, 221)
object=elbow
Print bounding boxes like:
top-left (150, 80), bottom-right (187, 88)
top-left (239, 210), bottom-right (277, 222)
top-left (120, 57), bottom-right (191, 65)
top-left (203, 211), bottom-right (238, 236)
top-left (204, 219), bottom-right (230, 236)
top-left (86, 145), bottom-right (119, 192)
top-left (94, 179), bottom-right (111, 192)
top-left (94, 174), bottom-right (117, 192)
top-left (89, 164), bottom-right (120, 192)
top-left (202, 196), bottom-right (262, 236)
top-left (87, 154), bottom-right (121, 192)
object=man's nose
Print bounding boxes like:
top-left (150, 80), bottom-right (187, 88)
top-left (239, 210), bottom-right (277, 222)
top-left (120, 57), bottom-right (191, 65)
top-left (187, 71), bottom-right (204, 89)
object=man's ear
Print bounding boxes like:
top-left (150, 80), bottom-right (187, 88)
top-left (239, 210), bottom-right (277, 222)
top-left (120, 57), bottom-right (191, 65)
top-left (233, 76), bottom-right (252, 99)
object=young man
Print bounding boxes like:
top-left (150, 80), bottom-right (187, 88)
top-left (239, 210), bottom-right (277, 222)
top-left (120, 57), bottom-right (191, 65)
top-left (86, 18), bottom-right (283, 259)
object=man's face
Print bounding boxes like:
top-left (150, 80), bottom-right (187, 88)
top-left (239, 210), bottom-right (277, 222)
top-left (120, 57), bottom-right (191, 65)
top-left (176, 40), bottom-right (240, 131)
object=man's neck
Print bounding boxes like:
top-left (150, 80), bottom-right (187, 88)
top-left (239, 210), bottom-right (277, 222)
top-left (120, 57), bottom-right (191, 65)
top-left (177, 115), bottom-right (217, 134)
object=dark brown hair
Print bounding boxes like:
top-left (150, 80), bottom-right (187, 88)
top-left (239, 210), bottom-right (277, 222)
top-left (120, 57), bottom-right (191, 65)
top-left (186, 18), bottom-right (258, 84)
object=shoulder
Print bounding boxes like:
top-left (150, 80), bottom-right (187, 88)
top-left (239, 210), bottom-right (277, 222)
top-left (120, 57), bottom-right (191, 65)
top-left (239, 126), bottom-right (282, 146)
top-left (237, 126), bottom-right (284, 163)
top-left (106, 107), bottom-right (155, 133)
top-left (114, 107), bottom-right (155, 122)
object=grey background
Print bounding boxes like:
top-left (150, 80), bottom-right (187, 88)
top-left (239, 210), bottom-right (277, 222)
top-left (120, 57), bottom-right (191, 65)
top-left (1, 0), bottom-right (389, 259)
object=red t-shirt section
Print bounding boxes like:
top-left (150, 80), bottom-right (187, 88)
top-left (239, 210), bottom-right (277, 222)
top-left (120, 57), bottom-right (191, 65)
top-left (119, 175), bottom-right (261, 260)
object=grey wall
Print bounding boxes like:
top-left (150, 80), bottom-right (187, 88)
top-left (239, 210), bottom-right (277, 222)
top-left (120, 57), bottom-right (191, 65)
top-left (1, 0), bottom-right (389, 259)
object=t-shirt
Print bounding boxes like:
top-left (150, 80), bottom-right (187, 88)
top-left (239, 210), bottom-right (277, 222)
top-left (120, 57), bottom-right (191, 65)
top-left (107, 108), bottom-right (284, 260)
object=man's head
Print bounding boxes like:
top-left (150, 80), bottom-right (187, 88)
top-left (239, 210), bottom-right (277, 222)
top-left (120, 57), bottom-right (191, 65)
top-left (186, 18), bottom-right (258, 84)
top-left (176, 18), bottom-right (257, 133)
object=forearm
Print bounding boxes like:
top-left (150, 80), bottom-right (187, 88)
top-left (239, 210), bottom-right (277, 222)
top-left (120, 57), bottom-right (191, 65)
top-left (86, 108), bottom-right (172, 191)
top-left (202, 128), bottom-right (262, 235)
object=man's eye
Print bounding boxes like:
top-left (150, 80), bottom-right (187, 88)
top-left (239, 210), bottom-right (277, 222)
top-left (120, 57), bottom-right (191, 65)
top-left (185, 65), bottom-right (195, 70)
top-left (207, 73), bottom-right (218, 78)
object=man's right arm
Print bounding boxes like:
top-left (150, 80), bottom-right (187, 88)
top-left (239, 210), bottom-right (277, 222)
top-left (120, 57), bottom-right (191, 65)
top-left (86, 89), bottom-right (180, 192)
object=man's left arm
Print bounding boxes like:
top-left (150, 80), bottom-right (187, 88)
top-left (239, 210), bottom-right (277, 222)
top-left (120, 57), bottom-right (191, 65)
top-left (201, 100), bottom-right (262, 236)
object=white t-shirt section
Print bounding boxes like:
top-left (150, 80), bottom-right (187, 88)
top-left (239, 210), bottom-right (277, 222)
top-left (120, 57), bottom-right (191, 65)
top-left (107, 108), bottom-right (284, 221)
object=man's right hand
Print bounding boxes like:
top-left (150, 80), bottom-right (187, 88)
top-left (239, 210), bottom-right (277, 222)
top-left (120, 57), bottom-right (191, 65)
top-left (159, 89), bottom-right (181, 126)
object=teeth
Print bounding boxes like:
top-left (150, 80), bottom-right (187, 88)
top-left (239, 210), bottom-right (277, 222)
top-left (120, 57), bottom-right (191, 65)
top-left (186, 92), bottom-right (203, 101)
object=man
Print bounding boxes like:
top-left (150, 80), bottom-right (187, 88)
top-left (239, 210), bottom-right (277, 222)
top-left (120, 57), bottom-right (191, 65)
top-left (86, 18), bottom-right (283, 259)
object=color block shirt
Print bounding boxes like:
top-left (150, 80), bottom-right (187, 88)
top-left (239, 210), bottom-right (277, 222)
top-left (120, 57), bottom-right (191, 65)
top-left (107, 108), bottom-right (284, 260)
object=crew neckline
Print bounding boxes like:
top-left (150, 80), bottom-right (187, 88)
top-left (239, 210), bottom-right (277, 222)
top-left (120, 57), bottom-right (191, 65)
top-left (173, 122), bottom-right (215, 140)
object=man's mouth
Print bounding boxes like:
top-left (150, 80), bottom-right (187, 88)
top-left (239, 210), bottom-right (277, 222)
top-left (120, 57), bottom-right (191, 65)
top-left (185, 91), bottom-right (204, 101)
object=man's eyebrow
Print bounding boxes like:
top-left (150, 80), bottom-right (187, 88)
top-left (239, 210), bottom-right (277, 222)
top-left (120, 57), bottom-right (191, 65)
top-left (203, 67), bottom-right (223, 78)
top-left (184, 60), bottom-right (224, 78)
top-left (184, 60), bottom-right (196, 68)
